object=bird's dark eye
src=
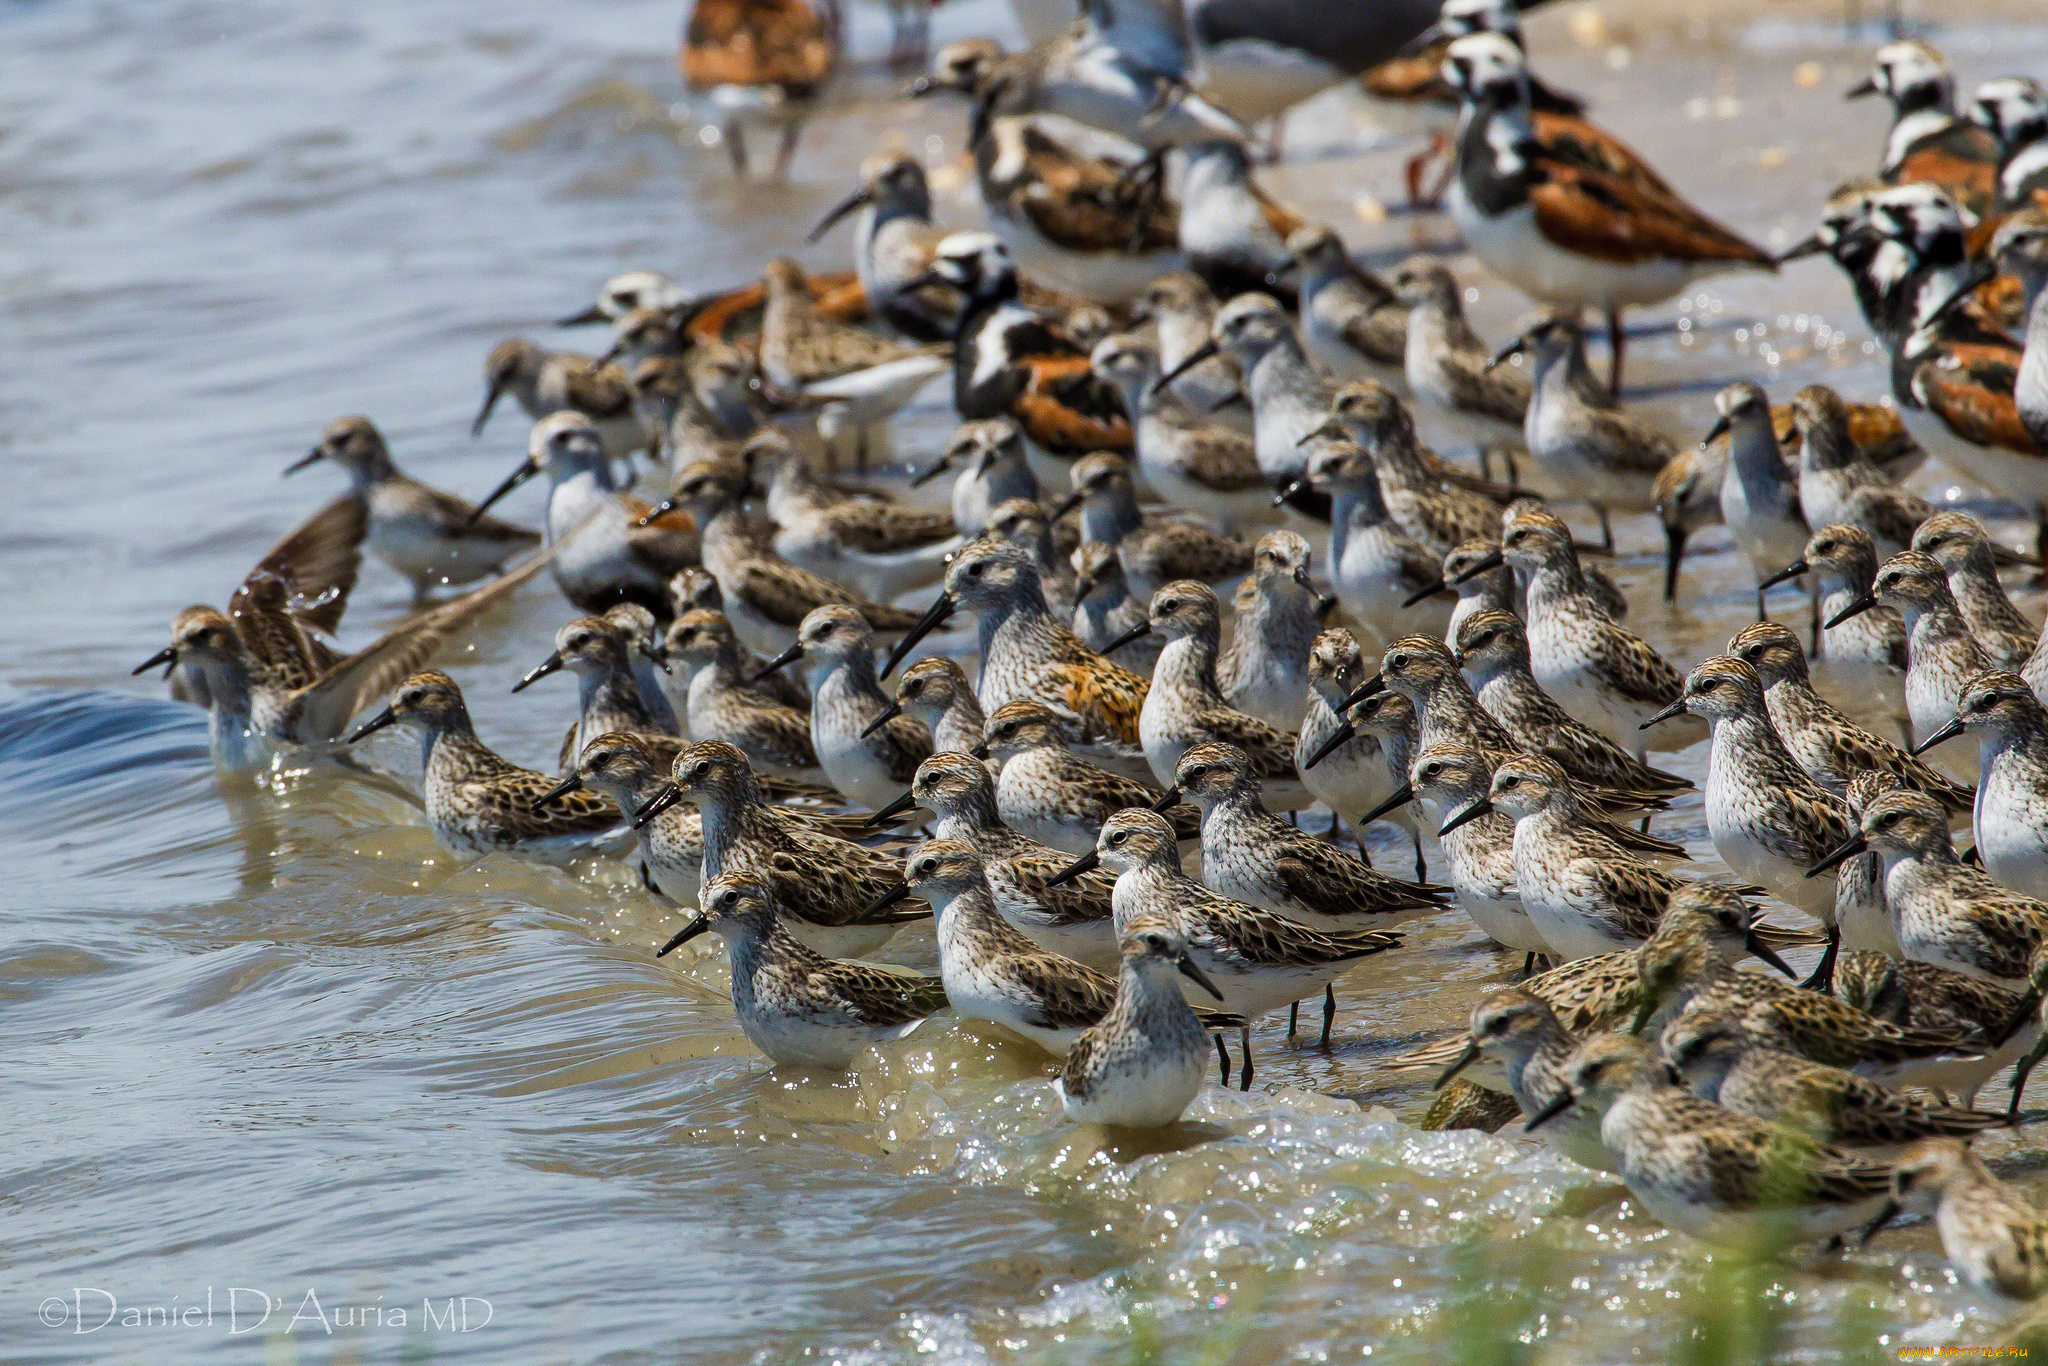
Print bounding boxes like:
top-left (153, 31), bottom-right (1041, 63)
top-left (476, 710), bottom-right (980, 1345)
top-left (967, 562), bottom-right (985, 577)
top-left (1486, 1015), bottom-right (1508, 1034)
top-left (1880, 812), bottom-right (1902, 829)
top-left (1500, 777), bottom-right (1518, 788)
top-left (919, 859), bottom-right (937, 875)
top-left (693, 762), bottom-right (711, 780)
top-left (999, 722), bottom-right (1017, 736)
top-left (1109, 830), bottom-right (1129, 846)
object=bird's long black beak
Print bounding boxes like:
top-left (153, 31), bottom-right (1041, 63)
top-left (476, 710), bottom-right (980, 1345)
top-left (867, 788), bottom-right (919, 827)
top-left (471, 379), bottom-right (508, 438)
top-left (1151, 339), bottom-right (1219, 394)
top-left (1149, 785), bottom-right (1182, 813)
top-left (1302, 719), bottom-right (1355, 771)
top-left (283, 447), bottom-right (325, 476)
top-left (1661, 523), bottom-right (1688, 602)
top-left (1844, 76), bottom-right (1878, 99)
top-left (534, 774), bottom-right (583, 810)
top-left (655, 913), bottom-right (710, 957)
top-left (557, 304), bottom-right (609, 327)
top-left (1433, 1039), bottom-right (1481, 1091)
top-left (1336, 672), bottom-right (1385, 713)
top-left (1758, 558), bottom-right (1809, 592)
top-left (1485, 336), bottom-right (1527, 372)
top-left (1045, 850), bottom-right (1098, 888)
top-left (1824, 595), bottom-right (1878, 629)
top-left (1743, 928), bottom-right (1798, 979)
top-left (1523, 1089), bottom-right (1574, 1132)
top-left (343, 706), bottom-right (397, 746)
top-left (1356, 781), bottom-right (1414, 828)
top-left (1639, 700), bottom-right (1687, 730)
top-left (1397, 19), bottom-right (1447, 57)
top-left (1702, 413), bottom-right (1732, 445)
top-left (1272, 478), bottom-right (1306, 508)
top-left (1854, 1199), bottom-right (1902, 1248)
top-left (865, 881), bottom-right (913, 917)
top-left (1775, 232), bottom-right (1827, 265)
top-left (466, 457), bottom-right (539, 526)
top-left (907, 452), bottom-right (952, 488)
top-left (134, 646), bottom-right (177, 678)
top-left (1449, 549), bottom-right (1504, 585)
top-left (632, 781), bottom-right (682, 828)
top-left (749, 641), bottom-right (804, 685)
top-left (1295, 418), bottom-right (1348, 448)
top-left (1178, 953), bottom-right (1226, 1002)
top-left (1049, 488), bottom-right (1087, 522)
top-left (969, 740), bottom-right (990, 759)
top-left (1402, 578), bottom-right (1449, 609)
top-left (1099, 620), bottom-right (1152, 656)
top-left (1437, 798), bottom-right (1492, 837)
top-left (1805, 831), bottom-right (1868, 878)
top-left (806, 185), bottom-right (874, 244)
top-left (862, 701), bottom-right (905, 739)
top-left (1910, 716), bottom-right (1967, 756)
top-left (512, 652), bottom-right (564, 693)
top-left (878, 592), bottom-right (955, 678)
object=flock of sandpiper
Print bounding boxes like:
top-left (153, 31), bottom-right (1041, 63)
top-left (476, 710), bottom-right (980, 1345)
top-left (130, 0), bottom-right (2048, 1311)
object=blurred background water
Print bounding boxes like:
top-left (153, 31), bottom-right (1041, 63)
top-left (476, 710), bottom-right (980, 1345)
top-left (6, 0), bottom-right (2048, 1361)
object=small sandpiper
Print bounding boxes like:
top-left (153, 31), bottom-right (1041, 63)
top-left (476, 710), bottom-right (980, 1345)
top-left (1160, 291), bottom-right (1333, 511)
top-left (1653, 439), bottom-right (1726, 603)
top-left (514, 614), bottom-right (677, 774)
top-left (473, 338), bottom-right (644, 462)
top-left (1912, 513), bottom-right (2037, 673)
top-left (1059, 914), bottom-right (1226, 1129)
top-left (1166, 742), bottom-right (1451, 1039)
top-left (752, 606), bottom-right (932, 813)
top-left (346, 671), bottom-right (624, 859)
top-left (603, 602), bottom-right (681, 735)
top-left (1650, 656), bottom-right (1854, 986)
top-left (1431, 538), bottom-right (1516, 651)
top-left (1401, 744), bottom-right (1549, 962)
top-left (1815, 788), bottom-right (2048, 994)
top-left (1302, 436), bottom-right (1448, 648)
top-left (1390, 256), bottom-right (1528, 454)
top-left (804, 150), bottom-right (957, 342)
top-left (1215, 530), bottom-right (1326, 733)
top-left (1287, 225), bottom-right (1406, 380)
top-left (1456, 610), bottom-right (1693, 805)
top-left (654, 459), bottom-right (922, 657)
top-left (1529, 1034), bottom-right (1895, 1249)
top-left (754, 441), bottom-right (959, 604)
top-left (1128, 582), bottom-right (1308, 807)
top-left (287, 416), bottom-right (540, 598)
top-left (1473, 513), bottom-right (1696, 755)
top-left (1062, 452), bottom-right (1252, 598)
top-left (986, 497), bottom-right (1081, 621)
top-left (1707, 381), bottom-right (1811, 619)
top-left (1176, 139), bottom-right (1306, 304)
top-left (1070, 542), bottom-right (1163, 675)
top-left (1761, 524), bottom-right (1907, 729)
top-left (1128, 273), bottom-right (1246, 424)
top-left (635, 741), bottom-right (930, 959)
top-left (1838, 550), bottom-right (1997, 770)
top-left (662, 873), bottom-right (948, 1070)
top-left (665, 609), bottom-right (823, 781)
top-left (1090, 331), bottom-right (1269, 530)
top-left (663, 571), bottom-right (809, 713)
top-left (1311, 381), bottom-right (1509, 559)
top-left (911, 418), bottom-right (1041, 539)
top-left (1859, 1139), bottom-right (2048, 1302)
top-left (887, 839), bottom-right (1239, 1059)
top-left (1495, 315), bottom-right (1671, 551)
top-left (1659, 1009), bottom-right (2006, 1157)
top-left (870, 654), bottom-right (987, 760)
top-left (1727, 621), bottom-right (1971, 818)
top-left (1297, 631), bottom-right (1423, 874)
top-left (548, 730), bottom-right (704, 904)
top-left (1444, 754), bottom-right (1744, 962)
top-left (881, 537), bottom-right (1151, 774)
top-left (1439, 988), bottom-right (1617, 1172)
top-left (1792, 384), bottom-right (1935, 560)
top-left (1065, 809), bottom-right (1402, 1087)
top-left (878, 752), bottom-right (1121, 970)
top-left (981, 699), bottom-right (1198, 857)
top-left (1916, 671), bottom-right (2048, 901)
top-left (468, 412), bottom-right (696, 620)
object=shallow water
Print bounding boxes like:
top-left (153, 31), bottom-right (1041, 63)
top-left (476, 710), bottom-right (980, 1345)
top-left (6, 0), bottom-right (2048, 1361)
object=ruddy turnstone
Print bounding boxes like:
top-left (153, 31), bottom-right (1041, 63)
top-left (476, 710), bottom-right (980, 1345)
top-left (467, 412), bottom-right (697, 619)
top-left (1058, 913), bottom-right (1225, 1128)
top-left (287, 417), bottom-right (539, 598)
top-left (1442, 34), bottom-right (1772, 393)
top-left (1915, 671), bottom-right (2048, 900)
top-left (679, 0), bottom-right (835, 179)
top-left (1970, 76), bottom-right (2048, 214)
top-left (1848, 40), bottom-right (1999, 217)
top-left (662, 872), bottom-right (947, 1069)
top-left (1993, 208), bottom-right (2048, 456)
top-left (345, 671), bottom-right (623, 858)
